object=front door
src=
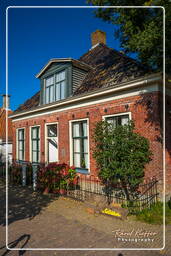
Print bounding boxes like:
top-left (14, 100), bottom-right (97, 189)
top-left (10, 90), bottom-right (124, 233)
top-left (46, 124), bottom-right (58, 163)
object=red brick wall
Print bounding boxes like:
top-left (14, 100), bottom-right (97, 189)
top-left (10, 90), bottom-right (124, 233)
top-left (12, 91), bottom-right (168, 190)
top-left (166, 95), bottom-right (171, 197)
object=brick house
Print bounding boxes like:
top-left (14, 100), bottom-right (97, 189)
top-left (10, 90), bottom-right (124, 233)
top-left (0, 95), bottom-right (13, 164)
top-left (10, 30), bottom-right (171, 197)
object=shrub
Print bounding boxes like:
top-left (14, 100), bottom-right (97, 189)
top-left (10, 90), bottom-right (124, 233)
top-left (93, 120), bottom-right (152, 202)
top-left (136, 202), bottom-right (171, 225)
top-left (37, 163), bottom-right (77, 193)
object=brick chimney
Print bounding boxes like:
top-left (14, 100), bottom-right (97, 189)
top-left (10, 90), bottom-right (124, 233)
top-left (2, 94), bottom-right (10, 109)
top-left (91, 30), bottom-right (106, 47)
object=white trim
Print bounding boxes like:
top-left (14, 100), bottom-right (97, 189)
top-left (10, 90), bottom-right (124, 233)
top-left (29, 125), bottom-right (41, 163)
top-left (69, 118), bottom-right (90, 173)
top-left (12, 84), bottom-right (160, 122)
top-left (102, 112), bottom-right (132, 120)
top-left (10, 75), bottom-right (161, 120)
top-left (16, 127), bottom-right (26, 161)
top-left (44, 122), bottom-right (59, 163)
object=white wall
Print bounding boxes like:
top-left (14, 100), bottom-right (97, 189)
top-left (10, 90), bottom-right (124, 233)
top-left (0, 141), bottom-right (12, 164)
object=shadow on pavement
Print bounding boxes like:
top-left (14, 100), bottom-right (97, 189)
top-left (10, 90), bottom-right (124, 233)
top-left (0, 234), bottom-right (30, 255)
top-left (0, 181), bottom-right (59, 226)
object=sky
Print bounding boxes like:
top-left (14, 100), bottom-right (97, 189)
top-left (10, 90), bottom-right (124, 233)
top-left (0, 0), bottom-right (134, 111)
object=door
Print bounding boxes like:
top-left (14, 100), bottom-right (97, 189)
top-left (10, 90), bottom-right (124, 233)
top-left (46, 124), bottom-right (58, 163)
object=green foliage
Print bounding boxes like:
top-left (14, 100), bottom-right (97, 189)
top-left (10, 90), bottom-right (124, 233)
top-left (136, 201), bottom-right (171, 224)
top-left (93, 120), bottom-right (152, 200)
top-left (88, 0), bottom-right (171, 73)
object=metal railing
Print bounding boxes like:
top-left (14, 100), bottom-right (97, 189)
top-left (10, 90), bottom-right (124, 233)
top-left (0, 161), bottom-right (159, 212)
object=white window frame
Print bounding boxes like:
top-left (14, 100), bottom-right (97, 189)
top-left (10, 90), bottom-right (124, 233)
top-left (102, 111), bottom-right (132, 122)
top-left (29, 125), bottom-right (41, 163)
top-left (69, 118), bottom-right (90, 173)
top-left (16, 127), bottom-right (25, 161)
top-left (45, 122), bottom-right (59, 163)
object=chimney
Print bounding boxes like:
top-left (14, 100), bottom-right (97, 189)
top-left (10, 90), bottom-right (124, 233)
top-left (91, 30), bottom-right (106, 47)
top-left (2, 94), bottom-right (10, 109)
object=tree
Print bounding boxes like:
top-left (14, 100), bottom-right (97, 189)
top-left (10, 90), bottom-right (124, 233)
top-left (93, 120), bottom-right (152, 201)
top-left (88, 0), bottom-right (171, 74)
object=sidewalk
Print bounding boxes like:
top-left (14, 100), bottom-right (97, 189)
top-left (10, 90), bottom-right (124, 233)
top-left (0, 181), bottom-right (170, 256)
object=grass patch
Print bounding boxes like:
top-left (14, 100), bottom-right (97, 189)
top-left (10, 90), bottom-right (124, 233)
top-left (136, 201), bottom-right (171, 225)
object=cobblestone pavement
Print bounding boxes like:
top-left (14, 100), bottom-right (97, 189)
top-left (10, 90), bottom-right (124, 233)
top-left (0, 181), bottom-right (170, 256)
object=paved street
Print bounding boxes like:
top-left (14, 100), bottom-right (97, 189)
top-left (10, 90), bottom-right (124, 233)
top-left (0, 181), bottom-right (170, 256)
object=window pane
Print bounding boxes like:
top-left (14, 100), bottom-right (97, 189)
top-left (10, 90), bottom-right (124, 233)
top-left (32, 128), bottom-right (37, 139)
top-left (84, 154), bottom-right (88, 168)
top-left (121, 115), bottom-right (129, 125)
top-left (19, 141), bottom-right (23, 150)
top-left (19, 151), bottom-right (23, 161)
top-left (32, 140), bottom-right (37, 151)
top-left (56, 71), bottom-right (65, 82)
top-left (61, 81), bottom-right (65, 99)
top-left (55, 83), bottom-right (60, 100)
top-left (46, 87), bottom-right (49, 104)
top-left (47, 124), bottom-right (57, 137)
top-left (32, 151), bottom-right (37, 162)
top-left (74, 153), bottom-right (81, 168)
top-left (74, 139), bottom-right (80, 153)
top-left (83, 139), bottom-right (88, 153)
top-left (73, 123), bottom-right (80, 137)
top-left (46, 76), bottom-right (54, 87)
top-left (107, 117), bottom-right (117, 128)
top-left (83, 122), bottom-right (87, 137)
top-left (18, 130), bottom-right (24, 140)
top-left (49, 86), bottom-right (54, 103)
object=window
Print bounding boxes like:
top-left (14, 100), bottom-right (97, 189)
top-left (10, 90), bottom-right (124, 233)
top-left (46, 124), bottom-right (58, 163)
top-left (45, 70), bottom-right (66, 104)
top-left (105, 114), bottom-right (130, 127)
top-left (31, 127), bottom-right (40, 163)
top-left (17, 129), bottom-right (25, 161)
top-left (72, 121), bottom-right (88, 170)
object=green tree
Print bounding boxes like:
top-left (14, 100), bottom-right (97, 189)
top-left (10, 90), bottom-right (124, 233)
top-left (93, 121), bottom-right (152, 201)
top-left (88, 0), bottom-right (171, 74)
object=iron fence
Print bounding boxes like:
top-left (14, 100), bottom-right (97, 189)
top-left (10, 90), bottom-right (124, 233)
top-left (0, 161), bottom-right (159, 212)
top-left (66, 175), bottom-right (159, 212)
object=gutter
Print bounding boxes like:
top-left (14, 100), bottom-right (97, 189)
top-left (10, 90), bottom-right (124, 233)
top-left (10, 73), bottom-right (162, 120)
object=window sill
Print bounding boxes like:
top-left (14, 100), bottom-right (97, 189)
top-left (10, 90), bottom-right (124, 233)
top-left (76, 168), bottom-right (89, 175)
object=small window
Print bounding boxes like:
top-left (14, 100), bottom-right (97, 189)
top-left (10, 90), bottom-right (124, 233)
top-left (72, 121), bottom-right (88, 170)
top-left (31, 127), bottom-right (40, 163)
top-left (106, 114), bottom-right (129, 127)
top-left (44, 70), bottom-right (66, 104)
top-left (17, 129), bottom-right (25, 161)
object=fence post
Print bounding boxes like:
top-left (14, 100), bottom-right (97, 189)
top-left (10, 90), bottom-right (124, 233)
top-left (22, 163), bottom-right (27, 186)
top-left (32, 163), bottom-right (38, 191)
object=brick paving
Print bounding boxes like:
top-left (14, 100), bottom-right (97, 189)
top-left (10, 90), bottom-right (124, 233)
top-left (0, 181), bottom-right (170, 256)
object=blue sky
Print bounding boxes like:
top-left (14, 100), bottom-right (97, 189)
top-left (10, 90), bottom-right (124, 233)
top-left (0, 0), bottom-right (132, 110)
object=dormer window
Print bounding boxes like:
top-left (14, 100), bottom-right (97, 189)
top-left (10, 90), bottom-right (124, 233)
top-left (45, 70), bottom-right (66, 104)
top-left (37, 59), bottom-right (92, 106)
